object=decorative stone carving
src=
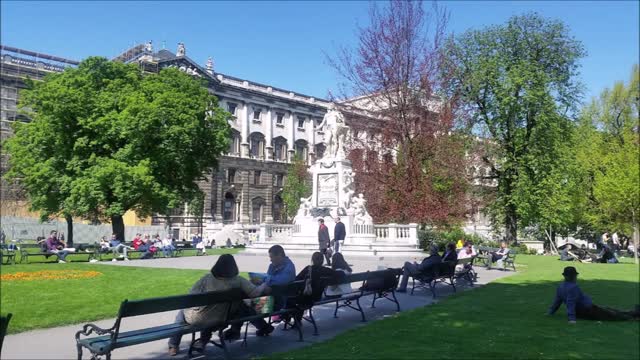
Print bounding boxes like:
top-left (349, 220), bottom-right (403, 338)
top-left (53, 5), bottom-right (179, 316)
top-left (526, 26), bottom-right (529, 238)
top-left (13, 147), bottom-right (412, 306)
top-left (206, 57), bottom-right (214, 73)
top-left (350, 193), bottom-right (373, 225)
top-left (317, 103), bottom-right (348, 159)
top-left (177, 42), bottom-right (186, 57)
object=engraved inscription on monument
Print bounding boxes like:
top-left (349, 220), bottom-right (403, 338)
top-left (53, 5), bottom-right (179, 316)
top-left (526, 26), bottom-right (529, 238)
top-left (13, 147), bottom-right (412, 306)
top-left (317, 173), bottom-right (339, 207)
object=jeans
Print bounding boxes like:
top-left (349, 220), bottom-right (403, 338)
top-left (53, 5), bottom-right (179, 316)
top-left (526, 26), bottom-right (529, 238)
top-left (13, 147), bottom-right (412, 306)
top-left (111, 244), bottom-right (128, 258)
top-left (163, 245), bottom-right (175, 257)
top-left (50, 249), bottom-right (69, 261)
top-left (321, 248), bottom-right (332, 266)
top-left (334, 239), bottom-right (341, 253)
top-left (491, 253), bottom-right (504, 263)
top-left (398, 262), bottom-right (420, 291)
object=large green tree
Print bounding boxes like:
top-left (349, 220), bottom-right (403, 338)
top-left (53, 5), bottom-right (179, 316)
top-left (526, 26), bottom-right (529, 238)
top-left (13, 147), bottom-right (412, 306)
top-left (444, 13), bottom-right (586, 243)
top-left (4, 57), bottom-right (231, 241)
top-left (576, 65), bottom-right (639, 263)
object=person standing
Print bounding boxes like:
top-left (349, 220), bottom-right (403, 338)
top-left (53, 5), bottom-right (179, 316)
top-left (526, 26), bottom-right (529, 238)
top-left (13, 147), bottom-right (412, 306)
top-left (333, 217), bottom-right (346, 254)
top-left (611, 232), bottom-right (620, 252)
top-left (318, 219), bottom-right (331, 266)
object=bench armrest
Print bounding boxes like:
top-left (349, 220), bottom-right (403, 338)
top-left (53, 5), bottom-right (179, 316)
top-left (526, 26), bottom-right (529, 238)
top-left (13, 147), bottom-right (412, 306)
top-left (75, 323), bottom-right (116, 341)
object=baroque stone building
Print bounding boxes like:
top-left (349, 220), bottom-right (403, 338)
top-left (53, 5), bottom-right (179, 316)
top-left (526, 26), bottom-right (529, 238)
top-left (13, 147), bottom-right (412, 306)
top-left (1, 43), bottom-right (495, 241)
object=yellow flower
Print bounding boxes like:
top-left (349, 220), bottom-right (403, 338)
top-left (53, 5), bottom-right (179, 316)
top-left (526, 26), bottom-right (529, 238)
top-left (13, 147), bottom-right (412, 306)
top-left (1, 270), bottom-right (103, 281)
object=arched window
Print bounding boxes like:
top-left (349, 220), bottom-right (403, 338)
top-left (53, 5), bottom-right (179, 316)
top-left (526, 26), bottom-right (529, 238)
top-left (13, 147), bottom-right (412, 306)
top-left (251, 197), bottom-right (265, 224)
top-left (295, 139), bottom-right (308, 161)
top-left (273, 136), bottom-right (288, 161)
top-left (273, 195), bottom-right (284, 223)
top-left (223, 192), bottom-right (235, 222)
top-left (250, 132), bottom-right (265, 159)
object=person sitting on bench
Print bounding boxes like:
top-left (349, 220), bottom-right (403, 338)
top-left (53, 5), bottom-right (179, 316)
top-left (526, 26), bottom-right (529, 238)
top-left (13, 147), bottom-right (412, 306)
top-left (294, 252), bottom-right (345, 307)
top-left (442, 243), bottom-right (458, 262)
top-left (560, 245), bottom-right (577, 261)
top-left (547, 266), bottom-right (639, 323)
top-left (167, 254), bottom-right (274, 356)
top-left (456, 242), bottom-right (476, 271)
top-left (396, 245), bottom-right (442, 293)
top-left (325, 253), bottom-right (353, 298)
top-left (488, 242), bottom-right (509, 269)
top-left (46, 230), bottom-right (69, 264)
top-left (108, 234), bottom-right (130, 261)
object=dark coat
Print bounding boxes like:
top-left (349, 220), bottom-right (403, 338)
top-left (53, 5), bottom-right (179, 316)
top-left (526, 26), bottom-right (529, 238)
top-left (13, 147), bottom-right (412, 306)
top-left (334, 221), bottom-right (346, 241)
top-left (442, 250), bottom-right (458, 263)
top-left (318, 224), bottom-right (330, 249)
top-left (418, 255), bottom-right (442, 272)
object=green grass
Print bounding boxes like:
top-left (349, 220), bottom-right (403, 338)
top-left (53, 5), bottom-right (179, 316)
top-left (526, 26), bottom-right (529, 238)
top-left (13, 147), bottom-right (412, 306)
top-left (274, 255), bottom-right (640, 359)
top-left (0, 258), bottom-right (245, 334)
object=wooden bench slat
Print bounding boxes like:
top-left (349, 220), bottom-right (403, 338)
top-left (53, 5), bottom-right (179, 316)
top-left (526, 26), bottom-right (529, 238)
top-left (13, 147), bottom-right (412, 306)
top-left (121, 288), bottom-right (246, 318)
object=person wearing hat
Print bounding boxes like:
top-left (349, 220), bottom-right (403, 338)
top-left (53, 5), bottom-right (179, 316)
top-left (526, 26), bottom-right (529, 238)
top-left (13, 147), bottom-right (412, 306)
top-left (396, 245), bottom-right (442, 293)
top-left (547, 266), bottom-right (639, 323)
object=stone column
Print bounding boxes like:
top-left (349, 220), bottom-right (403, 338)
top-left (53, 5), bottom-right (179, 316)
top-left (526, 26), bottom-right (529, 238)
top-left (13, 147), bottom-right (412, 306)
top-left (288, 111), bottom-right (296, 162)
top-left (307, 116), bottom-right (316, 165)
top-left (240, 102), bottom-right (250, 157)
top-left (265, 107), bottom-right (273, 160)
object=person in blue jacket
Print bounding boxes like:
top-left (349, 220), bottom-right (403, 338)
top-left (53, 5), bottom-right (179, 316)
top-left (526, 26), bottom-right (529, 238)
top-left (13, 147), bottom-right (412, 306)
top-left (547, 266), bottom-right (639, 323)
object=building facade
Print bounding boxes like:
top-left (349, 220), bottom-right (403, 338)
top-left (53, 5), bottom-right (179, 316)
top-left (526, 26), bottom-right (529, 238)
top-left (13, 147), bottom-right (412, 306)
top-left (1, 43), bottom-right (495, 241)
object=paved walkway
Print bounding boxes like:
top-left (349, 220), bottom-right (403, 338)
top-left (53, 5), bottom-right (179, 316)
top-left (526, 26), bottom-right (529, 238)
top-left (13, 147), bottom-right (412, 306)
top-left (2, 254), bottom-right (515, 359)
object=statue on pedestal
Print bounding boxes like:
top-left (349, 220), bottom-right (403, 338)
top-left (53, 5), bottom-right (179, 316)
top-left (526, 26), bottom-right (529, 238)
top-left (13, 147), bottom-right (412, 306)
top-left (350, 193), bottom-right (373, 225)
top-left (317, 103), bottom-right (348, 159)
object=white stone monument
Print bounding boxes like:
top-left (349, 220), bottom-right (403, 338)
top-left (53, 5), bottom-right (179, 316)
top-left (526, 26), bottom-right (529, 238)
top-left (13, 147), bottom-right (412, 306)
top-left (290, 104), bottom-right (376, 245)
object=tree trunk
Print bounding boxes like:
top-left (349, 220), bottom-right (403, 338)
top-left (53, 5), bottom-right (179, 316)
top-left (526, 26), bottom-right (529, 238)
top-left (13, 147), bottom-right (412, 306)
top-left (111, 215), bottom-right (125, 242)
top-left (65, 214), bottom-right (73, 247)
top-left (633, 210), bottom-right (639, 265)
top-left (505, 203), bottom-right (518, 244)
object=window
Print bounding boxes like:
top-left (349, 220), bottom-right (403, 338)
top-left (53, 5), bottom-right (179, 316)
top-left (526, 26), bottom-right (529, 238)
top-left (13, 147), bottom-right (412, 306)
top-left (227, 102), bottom-right (237, 116)
top-left (297, 117), bottom-right (305, 129)
top-left (227, 169), bottom-right (236, 183)
top-left (276, 113), bottom-right (284, 125)
top-left (250, 134), bottom-right (265, 158)
top-left (275, 174), bottom-right (284, 187)
top-left (228, 133), bottom-right (240, 155)
top-left (253, 109), bottom-right (261, 122)
top-left (253, 170), bottom-right (262, 185)
top-left (223, 193), bottom-right (235, 221)
top-left (295, 140), bottom-right (308, 161)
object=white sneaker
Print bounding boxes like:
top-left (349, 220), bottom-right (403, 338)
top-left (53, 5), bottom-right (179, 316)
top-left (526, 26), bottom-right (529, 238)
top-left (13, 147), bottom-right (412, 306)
top-left (89, 259), bottom-right (99, 263)
top-left (119, 255), bottom-right (125, 258)
top-left (124, 258), bottom-right (130, 261)
top-left (85, 249), bottom-right (92, 253)
top-left (112, 258), bottom-right (117, 262)
top-left (58, 260), bottom-right (66, 264)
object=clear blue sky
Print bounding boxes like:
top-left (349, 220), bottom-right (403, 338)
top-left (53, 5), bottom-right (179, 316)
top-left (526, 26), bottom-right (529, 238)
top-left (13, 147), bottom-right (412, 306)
top-left (2, 1), bottom-right (638, 102)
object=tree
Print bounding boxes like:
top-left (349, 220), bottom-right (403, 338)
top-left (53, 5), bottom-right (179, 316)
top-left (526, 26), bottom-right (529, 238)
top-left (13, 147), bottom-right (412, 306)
top-left (444, 13), bottom-right (586, 243)
top-left (329, 0), bottom-right (468, 225)
top-left (576, 65), bottom-right (639, 263)
top-left (4, 57), bottom-right (231, 241)
top-left (281, 156), bottom-right (311, 222)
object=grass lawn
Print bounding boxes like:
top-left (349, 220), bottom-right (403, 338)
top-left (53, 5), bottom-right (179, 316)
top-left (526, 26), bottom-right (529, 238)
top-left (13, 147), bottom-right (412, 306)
top-left (0, 250), bottom-right (244, 334)
top-left (275, 255), bottom-right (640, 359)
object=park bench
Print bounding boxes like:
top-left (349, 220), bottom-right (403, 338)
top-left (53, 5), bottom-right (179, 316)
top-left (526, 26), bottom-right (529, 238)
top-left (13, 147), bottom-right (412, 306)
top-left (453, 256), bottom-right (477, 286)
top-left (1, 249), bottom-right (16, 265)
top-left (410, 261), bottom-right (458, 298)
top-left (19, 243), bottom-right (97, 263)
top-left (499, 250), bottom-right (517, 271)
top-left (296, 268), bottom-right (402, 336)
top-left (75, 283), bottom-right (305, 360)
top-left (0, 313), bottom-right (12, 353)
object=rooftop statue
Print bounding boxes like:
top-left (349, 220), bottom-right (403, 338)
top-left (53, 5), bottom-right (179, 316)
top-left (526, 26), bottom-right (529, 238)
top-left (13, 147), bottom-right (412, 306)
top-left (176, 42), bottom-right (186, 57)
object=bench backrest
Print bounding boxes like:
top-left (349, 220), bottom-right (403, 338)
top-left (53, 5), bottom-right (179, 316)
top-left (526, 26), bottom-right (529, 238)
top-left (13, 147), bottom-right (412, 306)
top-left (119, 288), bottom-right (246, 318)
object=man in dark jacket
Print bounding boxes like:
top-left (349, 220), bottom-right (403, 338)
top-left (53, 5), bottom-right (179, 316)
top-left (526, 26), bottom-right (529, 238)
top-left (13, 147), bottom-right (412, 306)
top-left (548, 266), bottom-right (639, 323)
top-left (333, 217), bottom-right (346, 253)
top-left (318, 219), bottom-right (331, 265)
top-left (396, 245), bottom-right (442, 292)
top-left (442, 243), bottom-right (458, 262)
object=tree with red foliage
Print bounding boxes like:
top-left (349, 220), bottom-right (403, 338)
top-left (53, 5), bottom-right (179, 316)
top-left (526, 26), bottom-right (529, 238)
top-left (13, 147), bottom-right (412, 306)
top-left (328, 0), bottom-right (468, 225)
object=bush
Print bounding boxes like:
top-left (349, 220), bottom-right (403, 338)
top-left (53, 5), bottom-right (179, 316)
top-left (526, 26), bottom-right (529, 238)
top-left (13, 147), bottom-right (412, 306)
top-left (515, 243), bottom-right (529, 254)
top-left (418, 227), bottom-right (490, 251)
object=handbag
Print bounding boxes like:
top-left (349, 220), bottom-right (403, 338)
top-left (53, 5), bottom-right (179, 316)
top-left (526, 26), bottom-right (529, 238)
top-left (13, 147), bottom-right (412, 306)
top-left (303, 265), bottom-right (313, 296)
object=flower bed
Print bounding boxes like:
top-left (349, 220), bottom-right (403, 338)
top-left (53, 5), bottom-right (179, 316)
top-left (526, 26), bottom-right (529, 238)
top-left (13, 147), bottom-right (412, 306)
top-left (1, 270), bottom-right (103, 281)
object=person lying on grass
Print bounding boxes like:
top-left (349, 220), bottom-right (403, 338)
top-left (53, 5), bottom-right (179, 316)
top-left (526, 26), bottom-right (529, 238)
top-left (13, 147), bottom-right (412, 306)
top-left (547, 266), bottom-right (639, 323)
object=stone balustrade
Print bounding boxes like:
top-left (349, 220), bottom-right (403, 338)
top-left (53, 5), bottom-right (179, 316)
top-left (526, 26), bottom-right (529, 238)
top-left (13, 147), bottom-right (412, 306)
top-left (374, 223), bottom-right (418, 244)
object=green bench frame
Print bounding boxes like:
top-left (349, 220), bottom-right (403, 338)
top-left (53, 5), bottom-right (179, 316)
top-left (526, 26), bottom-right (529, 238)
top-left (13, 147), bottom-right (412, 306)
top-left (410, 261), bottom-right (458, 298)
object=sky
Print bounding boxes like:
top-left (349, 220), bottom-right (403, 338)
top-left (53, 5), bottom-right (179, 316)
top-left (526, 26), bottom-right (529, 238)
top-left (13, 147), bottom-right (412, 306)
top-left (1, 1), bottom-right (638, 102)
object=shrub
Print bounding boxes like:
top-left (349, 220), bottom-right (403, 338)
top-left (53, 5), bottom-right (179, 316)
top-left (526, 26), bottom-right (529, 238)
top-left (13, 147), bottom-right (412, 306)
top-left (418, 227), bottom-right (491, 251)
